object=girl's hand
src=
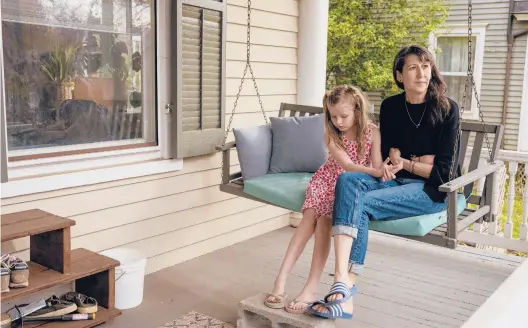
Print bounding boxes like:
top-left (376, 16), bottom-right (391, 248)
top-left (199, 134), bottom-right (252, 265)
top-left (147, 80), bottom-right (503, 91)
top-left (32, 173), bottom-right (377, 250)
top-left (389, 148), bottom-right (402, 165)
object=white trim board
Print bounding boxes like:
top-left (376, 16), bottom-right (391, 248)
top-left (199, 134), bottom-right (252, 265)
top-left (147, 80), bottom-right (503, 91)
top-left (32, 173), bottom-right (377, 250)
top-left (1, 158), bottom-right (183, 199)
top-left (428, 24), bottom-right (488, 121)
top-left (518, 42), bottom-right (528, 152)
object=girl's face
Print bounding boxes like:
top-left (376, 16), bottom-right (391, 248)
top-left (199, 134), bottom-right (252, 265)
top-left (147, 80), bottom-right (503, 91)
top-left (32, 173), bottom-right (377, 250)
top-left (327, 97), bottom-right (356, 132)
top-left (397, 54), bottom-right (432, 97)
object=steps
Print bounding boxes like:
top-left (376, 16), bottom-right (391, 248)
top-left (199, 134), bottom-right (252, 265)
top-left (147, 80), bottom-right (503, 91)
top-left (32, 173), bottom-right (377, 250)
top-left (1, 209), bottom-right (122, 327)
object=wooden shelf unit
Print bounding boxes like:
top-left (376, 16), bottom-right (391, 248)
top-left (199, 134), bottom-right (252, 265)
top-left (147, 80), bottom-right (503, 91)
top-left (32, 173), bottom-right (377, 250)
top-left (1, 209), bottom-right (122, 327)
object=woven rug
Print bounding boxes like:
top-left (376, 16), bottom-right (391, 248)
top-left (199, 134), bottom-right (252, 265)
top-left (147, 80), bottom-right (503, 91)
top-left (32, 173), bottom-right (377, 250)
top-left (157, 311), bottom-right (235, 328)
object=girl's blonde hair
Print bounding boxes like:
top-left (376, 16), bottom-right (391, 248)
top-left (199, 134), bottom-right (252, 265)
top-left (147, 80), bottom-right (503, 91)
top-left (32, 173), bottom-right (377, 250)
top-left (322, 84), bottom-right (371, 159)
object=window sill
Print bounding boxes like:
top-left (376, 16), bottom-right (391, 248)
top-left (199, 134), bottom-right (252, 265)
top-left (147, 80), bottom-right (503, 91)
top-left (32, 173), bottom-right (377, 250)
top-left (1, 148), bottom-right (183, 199)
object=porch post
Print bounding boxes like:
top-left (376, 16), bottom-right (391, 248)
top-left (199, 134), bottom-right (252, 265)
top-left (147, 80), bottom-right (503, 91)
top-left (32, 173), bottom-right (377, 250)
top-left (291, 1), bottom-right (329, 225)
top-left (297, 0), bottom-right (329, 107)
top-left (517, 42), bottom-right (528, 152)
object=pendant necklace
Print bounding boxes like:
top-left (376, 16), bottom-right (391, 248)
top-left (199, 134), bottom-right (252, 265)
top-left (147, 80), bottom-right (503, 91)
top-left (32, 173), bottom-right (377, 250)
top-left (404, 96), bottom-right (426, 128)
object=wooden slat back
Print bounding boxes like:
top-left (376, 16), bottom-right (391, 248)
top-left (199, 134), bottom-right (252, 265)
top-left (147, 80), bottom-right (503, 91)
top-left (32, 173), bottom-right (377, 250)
top-left (370, 112), bottom-right (380, 124)
top-left (460, 122), bottom-right (504, 198)
top-left (279, 103), bottom-right (323, 117)
top-left (460, 122), bottom-right (504, 163)
top-left (458, 130), bottom-right (471, 167)
top-left (463, 132), bottom-right (484, 197)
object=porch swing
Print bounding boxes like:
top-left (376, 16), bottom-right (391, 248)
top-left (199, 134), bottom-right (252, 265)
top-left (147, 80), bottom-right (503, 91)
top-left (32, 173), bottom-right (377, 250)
top-left (216, 0), bottom-right (505, 249)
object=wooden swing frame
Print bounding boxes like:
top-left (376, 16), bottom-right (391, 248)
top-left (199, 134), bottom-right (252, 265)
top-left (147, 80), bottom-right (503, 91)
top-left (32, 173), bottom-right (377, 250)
top-left (217, 102), bottom-right (505, 249)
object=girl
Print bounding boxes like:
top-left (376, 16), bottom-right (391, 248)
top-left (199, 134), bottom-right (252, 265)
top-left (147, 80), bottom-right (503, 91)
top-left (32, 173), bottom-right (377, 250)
top-left (264, 84), bottom-right (399, 314)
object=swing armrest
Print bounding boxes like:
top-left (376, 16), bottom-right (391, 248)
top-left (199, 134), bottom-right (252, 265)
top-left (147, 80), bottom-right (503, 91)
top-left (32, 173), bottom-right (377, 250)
top-left (215, 141), bottom-right (236, 152)
top-left (216, 141), bottom-right (241, 184)
top-left (438, 161), bottom-right (504, 193)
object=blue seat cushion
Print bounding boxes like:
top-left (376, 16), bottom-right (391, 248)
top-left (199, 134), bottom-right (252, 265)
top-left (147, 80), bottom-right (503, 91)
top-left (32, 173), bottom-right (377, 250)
top-left (369, 193), bottom-right (467, 236)
top-left (243, 173), bottom-right (313, 212)
top-left (243, 173), bottom-right (467, 237)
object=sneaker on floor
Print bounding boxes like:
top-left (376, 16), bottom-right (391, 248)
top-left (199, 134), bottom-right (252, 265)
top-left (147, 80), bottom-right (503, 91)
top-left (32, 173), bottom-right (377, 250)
top-left (1, 254), bottom-right (29, 288)
top-left (1, 263), bottom-right (10, 293)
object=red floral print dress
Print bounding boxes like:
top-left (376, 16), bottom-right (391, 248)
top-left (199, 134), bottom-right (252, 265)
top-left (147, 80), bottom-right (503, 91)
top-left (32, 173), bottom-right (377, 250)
top-left (301, 125), bottom-right (374, 219)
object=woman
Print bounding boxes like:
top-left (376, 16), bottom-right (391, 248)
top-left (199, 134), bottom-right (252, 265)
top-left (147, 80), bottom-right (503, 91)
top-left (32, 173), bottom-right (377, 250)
top-left (307, 44), bottom-right (461, 319)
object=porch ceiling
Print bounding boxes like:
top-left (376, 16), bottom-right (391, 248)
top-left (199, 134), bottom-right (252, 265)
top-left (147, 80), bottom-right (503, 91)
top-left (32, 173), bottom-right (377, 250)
top-left (103, 227), bottom-right (523, 328)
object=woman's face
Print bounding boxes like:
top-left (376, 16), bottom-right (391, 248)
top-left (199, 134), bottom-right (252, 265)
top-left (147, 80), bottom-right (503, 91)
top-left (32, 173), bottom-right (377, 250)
top-left (397, 54), bottom-right (432, 97)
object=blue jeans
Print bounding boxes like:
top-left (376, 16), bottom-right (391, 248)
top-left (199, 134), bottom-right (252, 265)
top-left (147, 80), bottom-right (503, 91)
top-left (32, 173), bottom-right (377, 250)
top-left (332, 172), bottom-right (447, 275)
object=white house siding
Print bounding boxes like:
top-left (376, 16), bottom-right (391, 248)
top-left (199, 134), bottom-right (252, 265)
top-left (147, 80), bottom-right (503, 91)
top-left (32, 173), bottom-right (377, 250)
top-left (0, 0), bottom-right (298, 275)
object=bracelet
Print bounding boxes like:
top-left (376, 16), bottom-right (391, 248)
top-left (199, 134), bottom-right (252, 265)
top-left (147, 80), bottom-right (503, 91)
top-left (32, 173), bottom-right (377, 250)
top-left (410, 161), bottom-right (416, 174)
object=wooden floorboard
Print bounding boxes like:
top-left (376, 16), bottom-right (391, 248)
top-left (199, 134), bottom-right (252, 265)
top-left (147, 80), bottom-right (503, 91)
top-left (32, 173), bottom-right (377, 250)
top-left (104, 227), bottom-right (523, 328)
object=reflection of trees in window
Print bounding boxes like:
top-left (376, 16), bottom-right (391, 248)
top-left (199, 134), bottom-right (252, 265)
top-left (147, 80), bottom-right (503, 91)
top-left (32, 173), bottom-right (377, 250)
top-left (2, 0), bottom-right (154, 151)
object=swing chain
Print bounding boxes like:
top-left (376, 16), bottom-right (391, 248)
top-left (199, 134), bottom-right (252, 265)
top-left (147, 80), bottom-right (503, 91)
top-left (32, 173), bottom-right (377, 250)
top-left (446, 0), bottom-right (494, 227)
top-left (220, 0), bottom-right (268, 185)
top-left (221, 0), bottom-right (268, 148)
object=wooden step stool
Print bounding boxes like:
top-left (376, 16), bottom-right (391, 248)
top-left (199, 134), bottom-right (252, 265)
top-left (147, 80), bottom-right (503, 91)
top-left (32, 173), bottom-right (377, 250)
top-left (237, 293), bottom-right (335, 328)
top-left (1, 209), bottom-right (122, 327)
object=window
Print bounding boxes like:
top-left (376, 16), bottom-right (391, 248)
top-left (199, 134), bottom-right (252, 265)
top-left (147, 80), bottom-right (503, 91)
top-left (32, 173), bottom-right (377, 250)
top-left (1, 0), bottom-right (226, 185)
top-left (429, 24), bottom-right (487, 121)
top-left (1, 0), bottom-right (157, 160)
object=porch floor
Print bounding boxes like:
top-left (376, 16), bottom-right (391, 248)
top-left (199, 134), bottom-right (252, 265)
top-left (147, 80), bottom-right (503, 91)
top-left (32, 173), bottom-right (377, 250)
top-left (104, 227), bottom-right (523, 328)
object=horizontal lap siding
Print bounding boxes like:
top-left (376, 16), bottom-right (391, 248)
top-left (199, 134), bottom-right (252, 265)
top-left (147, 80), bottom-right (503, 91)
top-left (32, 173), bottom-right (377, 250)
top-left (0, 0), bottom-right (298, 274)
top-left (446, 0), bottom-right (528, 150)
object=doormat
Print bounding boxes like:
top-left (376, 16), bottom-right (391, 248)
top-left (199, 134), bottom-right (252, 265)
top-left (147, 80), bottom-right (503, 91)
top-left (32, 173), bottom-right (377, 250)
top-left (157, 311), bottom-right (235, 328)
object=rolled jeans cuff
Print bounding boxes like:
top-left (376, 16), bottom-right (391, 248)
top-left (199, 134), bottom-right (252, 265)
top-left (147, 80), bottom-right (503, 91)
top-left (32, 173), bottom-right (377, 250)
top-left (332, 225), bottom-right (358, 238)
top-left (348, 262), bottom-right (364, 275)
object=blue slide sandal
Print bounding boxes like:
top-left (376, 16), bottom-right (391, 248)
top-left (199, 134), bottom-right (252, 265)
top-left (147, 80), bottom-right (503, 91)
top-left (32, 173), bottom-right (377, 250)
top-left (323, 282), bottom-right (357, 306)
top-left (306, 302), bottom-right (354, 320)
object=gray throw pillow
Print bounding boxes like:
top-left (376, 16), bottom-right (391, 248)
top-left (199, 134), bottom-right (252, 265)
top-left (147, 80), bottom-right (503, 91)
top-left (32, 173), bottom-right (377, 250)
top-left (268, 114), bottom-right (327, 173)
top-left (233, 124), bottom-right (272, 180)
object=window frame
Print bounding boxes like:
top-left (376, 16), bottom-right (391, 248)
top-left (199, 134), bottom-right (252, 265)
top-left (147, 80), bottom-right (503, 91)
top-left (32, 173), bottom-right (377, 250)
top-left (0, 0), bottom-right (169, 183)
top-left (0, 0), bottom-right (175, 186)
top-left (428, 23), bottom-right (488, 121)
top-left (1, 0), bottom-right (226, 195)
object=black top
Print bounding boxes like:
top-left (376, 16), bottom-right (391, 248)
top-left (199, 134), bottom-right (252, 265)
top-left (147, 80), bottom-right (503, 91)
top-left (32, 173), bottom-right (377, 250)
top-left (379, 92), bottom-right (461, 203)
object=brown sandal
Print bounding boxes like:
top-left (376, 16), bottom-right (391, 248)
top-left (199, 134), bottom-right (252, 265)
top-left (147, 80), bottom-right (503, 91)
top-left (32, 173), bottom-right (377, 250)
top-left (62, 292), bottom-right (98, 314)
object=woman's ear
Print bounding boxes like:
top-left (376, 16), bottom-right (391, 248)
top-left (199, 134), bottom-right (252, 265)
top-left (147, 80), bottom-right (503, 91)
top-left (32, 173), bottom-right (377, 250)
top-left (396, 71), bottom-right (403, 83)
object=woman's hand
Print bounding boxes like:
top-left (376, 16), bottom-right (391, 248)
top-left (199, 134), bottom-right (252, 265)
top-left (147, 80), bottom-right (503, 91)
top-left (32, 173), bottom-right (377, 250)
top-left (389, 148), bottom-right (402, 165)
top-left (382, 158), bottom-right (403, 182)
top-left (372, 157), bottom-right (402, 181)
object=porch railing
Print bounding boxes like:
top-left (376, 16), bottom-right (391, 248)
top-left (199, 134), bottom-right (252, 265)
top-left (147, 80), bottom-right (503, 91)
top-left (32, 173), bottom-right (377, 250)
top-left (459, 149), bottom-right (528, 254)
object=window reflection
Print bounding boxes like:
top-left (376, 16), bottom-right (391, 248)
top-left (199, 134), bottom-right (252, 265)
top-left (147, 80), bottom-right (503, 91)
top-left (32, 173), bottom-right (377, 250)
top-left (1, 0), bottom-right (155, 152)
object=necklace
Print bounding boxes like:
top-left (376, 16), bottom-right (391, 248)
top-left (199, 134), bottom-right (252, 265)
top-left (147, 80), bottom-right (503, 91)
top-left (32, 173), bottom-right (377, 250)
top-left (404, 97), bottom-right (426, 128)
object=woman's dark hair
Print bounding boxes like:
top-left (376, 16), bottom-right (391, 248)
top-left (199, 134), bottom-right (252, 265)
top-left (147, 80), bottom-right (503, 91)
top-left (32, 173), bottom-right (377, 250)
top-left (393, 45), bottom-right (451, 125)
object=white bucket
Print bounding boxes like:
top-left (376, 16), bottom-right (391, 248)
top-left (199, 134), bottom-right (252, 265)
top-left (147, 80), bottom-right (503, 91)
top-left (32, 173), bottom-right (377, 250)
top-left (100, 248), bottom-right (147, 310)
